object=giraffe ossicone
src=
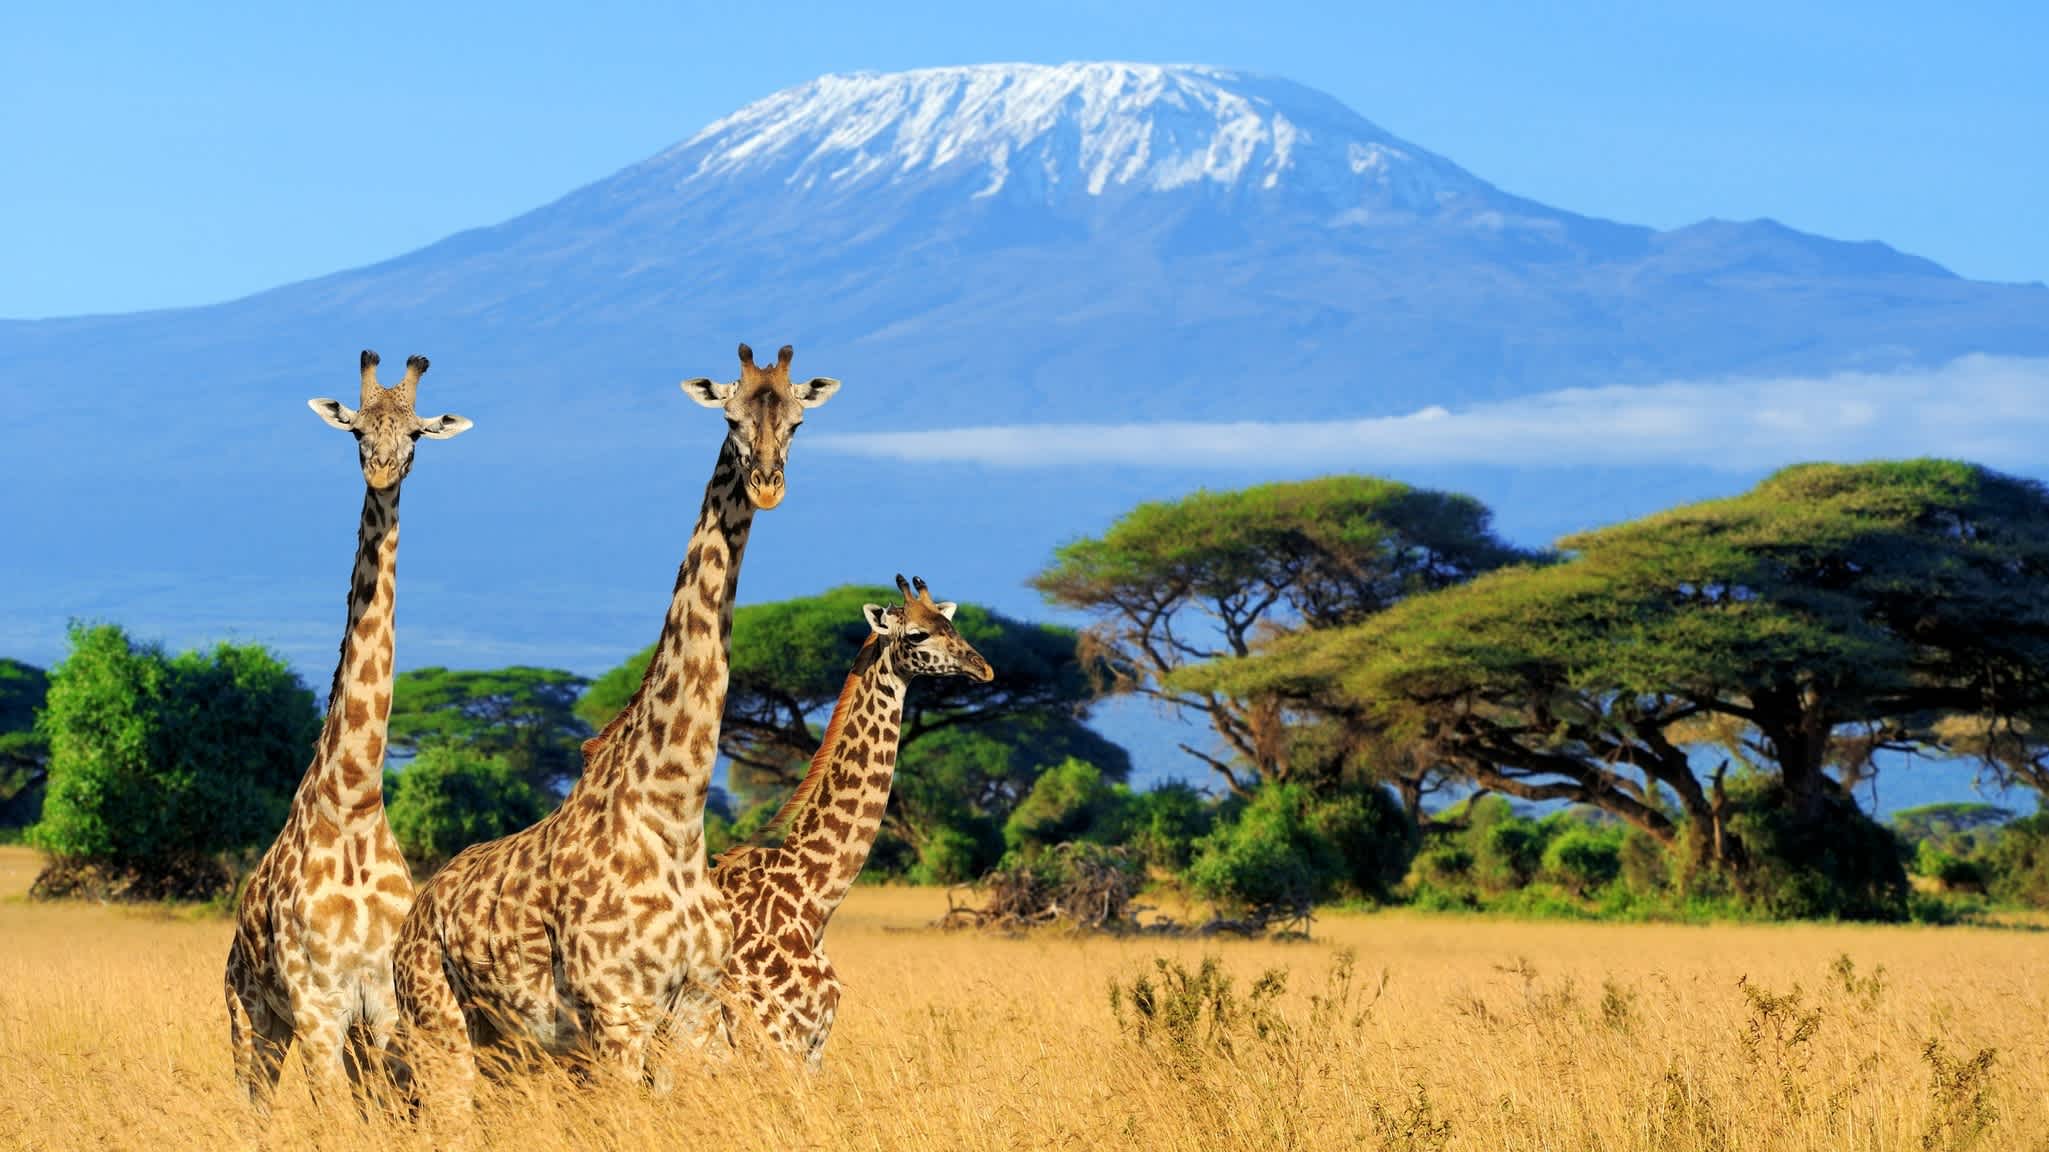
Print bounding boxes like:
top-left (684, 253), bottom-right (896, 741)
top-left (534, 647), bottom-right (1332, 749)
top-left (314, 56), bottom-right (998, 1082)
top-left (225, 349), bottom-right (471, 1113)
top-left (392, 342), bottom-right (838, 1125)
top-left (680, 573), bottom-right (993, 1069)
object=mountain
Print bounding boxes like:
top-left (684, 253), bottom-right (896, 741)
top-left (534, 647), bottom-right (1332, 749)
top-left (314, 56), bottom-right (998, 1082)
top-left (3, 62), bottom-right (2046, 803)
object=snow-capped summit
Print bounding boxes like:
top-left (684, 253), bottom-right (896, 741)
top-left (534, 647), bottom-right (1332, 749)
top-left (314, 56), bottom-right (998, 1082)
top-left (644, 62), bottom-right (1501, 219)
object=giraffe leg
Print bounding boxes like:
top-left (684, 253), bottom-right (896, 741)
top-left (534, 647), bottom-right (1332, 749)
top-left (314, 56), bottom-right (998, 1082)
top-left (293, 1003), bottom-right (353, 1112)
top-left (585, 1002), bottom-right (657, 1087)
top-left (344, 977), bottom-right (406, 1118)
top-left (805, 1004), bottom-right (836, 1072)
top-left (394, 929), bottom-right (478, 1137)
top-left (225, 943), bottom-right (291, 1113)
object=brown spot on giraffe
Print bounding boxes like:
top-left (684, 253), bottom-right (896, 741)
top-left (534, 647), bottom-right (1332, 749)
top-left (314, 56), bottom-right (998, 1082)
top-left (224, 349), bottom-right (471, 1113)
top-left (676, 575), bottom-right (993, 1070)
top-left (393, 343), bottom-right (839, 1120)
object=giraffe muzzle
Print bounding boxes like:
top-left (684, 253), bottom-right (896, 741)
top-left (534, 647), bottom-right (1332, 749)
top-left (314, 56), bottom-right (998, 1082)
top-left (747, 468), bottom-right (786, 510)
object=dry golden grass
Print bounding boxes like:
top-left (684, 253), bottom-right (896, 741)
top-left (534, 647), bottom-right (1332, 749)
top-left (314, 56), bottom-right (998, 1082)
top-left (1, 842), bottom-right (2045, 1151)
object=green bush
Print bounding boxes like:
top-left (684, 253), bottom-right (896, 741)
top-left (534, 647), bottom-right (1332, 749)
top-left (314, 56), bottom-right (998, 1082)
top-left (1912, 840), bottom-right (1987, 892)
top-left (1124, 781), bottom-right (1214, 872)
top-left (1719, 776), bottom-right (1908, 921)
top-left (1474, 819), bottom-right (1544, 893)
top-left (912, 824), bottom-right (989, 885)
top-left (387, 745), bottom-right (550, 871)
top-left (30, 623), bottom-right (317, 891)
top-left (1304, 784), bottom-right (1412, 900)
top-left (1003, 757), bottom-right (1129, 855)
top-left (1542, 825), bottom-right (1623, 896)
top-left (1184, 782), bottom-right (1411, 917)
top-left (1985, 815), bottom-right (2049, 908)
top-left (1409, 844), bottom-right (1474, 890)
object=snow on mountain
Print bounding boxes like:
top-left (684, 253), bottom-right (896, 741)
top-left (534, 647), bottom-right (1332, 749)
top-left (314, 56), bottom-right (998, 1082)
top-left (646, 63), bottom-right (1504, 221)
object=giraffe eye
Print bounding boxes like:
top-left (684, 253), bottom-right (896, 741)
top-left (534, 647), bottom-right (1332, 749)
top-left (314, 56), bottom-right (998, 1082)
top-left (725, 418), bottom-right (740, 431)
top-left (903, 630), bottom-right (929, 644)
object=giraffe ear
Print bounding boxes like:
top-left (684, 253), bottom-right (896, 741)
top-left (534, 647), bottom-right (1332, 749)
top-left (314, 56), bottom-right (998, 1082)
top-left (933, 601), bottom-right (958, 620)
top-left (418, 413), bottom-right (474, 440)
top-left (862, 603), bottom-right (894, 634)
top-left (792, 377), bottom-right (841, 408)
top-left (681, 378), bottom-right (735, 408)
top-left (308, 398), bottom-right (357, 430)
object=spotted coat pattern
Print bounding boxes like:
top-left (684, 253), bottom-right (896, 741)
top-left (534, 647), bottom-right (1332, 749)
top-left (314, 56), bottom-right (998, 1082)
top-left (698, 576), bottom-right (992, 1068)
top-left (392, 345), bottom-right (839, 1119)
top-left (225, 351), bottom-right (471, 1110)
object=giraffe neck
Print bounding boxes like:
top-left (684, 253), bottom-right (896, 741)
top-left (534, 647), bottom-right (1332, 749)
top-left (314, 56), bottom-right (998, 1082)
top-left (777, 639), bottom-right (910, 935)
top-left (302, 483), bottom-right (400, 824)
top-left (573, 439), bottom-right (755, 861)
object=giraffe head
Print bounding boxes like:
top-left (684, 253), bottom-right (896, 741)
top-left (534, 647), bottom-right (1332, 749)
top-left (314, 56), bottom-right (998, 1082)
top-left (681, 342), bottom-right (840, 510)
top-left (307, 351), bottom-right (473, 489)
top-left (863, 575), bottom-right (996, 683)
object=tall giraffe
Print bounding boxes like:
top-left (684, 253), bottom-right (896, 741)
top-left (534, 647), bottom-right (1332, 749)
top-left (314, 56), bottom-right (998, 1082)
top-left (689, 575), bottom-right (992, 1068)
top-left (225, 351), bottom-right (473, 1110)
top-left (393, 343), bottom-right (838, 1117)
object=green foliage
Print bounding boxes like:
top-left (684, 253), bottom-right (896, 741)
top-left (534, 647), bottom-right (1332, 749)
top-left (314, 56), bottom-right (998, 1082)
top-left (578, 585), bottom-right (1121, 874)
top-left (0, 658), bottom-right (51, 826)
top-left (1184, 782), bottom-right (1410, 917)
top-left (911, 824), bottom-right (989, 886)
top-left (1187, 460), bottom-right (2049, 900)
top-left (388, 666), bottom-right (591, 792)
top-left (888, 715), bottom-right (1128, 881)
top-left (579, 585), bottom-right (1096, 777)
top-left (1892, 801), bottom-right (2014, 890)
top-left (1717, 775), bottom-right (1908, 921)
top-left (1542, 824), bottom-right (1624, 896)
top-left (1124, 780), bottom-right (1216, 872)
top-left (1035, 475), bottom-right (1534, 791)
top-left (1003, 757), bottom-right (1130, 854)
top-left (1983, 814), bottom-right (2049, 907)
top-left (386, 745), bottom-right (551, 871)
top-left (31, 623), bottom-right (317, 880)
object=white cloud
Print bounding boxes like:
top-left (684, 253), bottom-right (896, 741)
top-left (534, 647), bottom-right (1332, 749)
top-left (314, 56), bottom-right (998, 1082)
top-left (813, 355), bottom-right (2049, 473)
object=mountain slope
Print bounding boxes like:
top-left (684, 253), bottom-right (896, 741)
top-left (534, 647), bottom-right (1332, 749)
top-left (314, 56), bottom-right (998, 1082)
top-left (2, 61), bottom-right (2045, 698)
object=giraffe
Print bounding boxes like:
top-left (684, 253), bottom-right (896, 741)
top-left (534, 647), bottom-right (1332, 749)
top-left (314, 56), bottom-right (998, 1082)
top-left (225, 351), bottom-right (473, 1111)
top-left (686, 575), bottom-right (993, 1069)
top-left (392, 343), bottom-right (838, 1120)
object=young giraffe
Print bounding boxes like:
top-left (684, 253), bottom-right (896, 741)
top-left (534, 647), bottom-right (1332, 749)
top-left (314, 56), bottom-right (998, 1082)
top-left (225, 351), bottom-right (473, 1110)
top-left (393, 344), bottom-right (838, 1118)
top-left (690, 575), bottom-right (993, 1068)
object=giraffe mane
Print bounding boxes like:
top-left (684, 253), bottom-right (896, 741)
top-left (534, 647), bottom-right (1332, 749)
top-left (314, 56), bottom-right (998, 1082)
top-left (756, 634), bottom-right (881, 845)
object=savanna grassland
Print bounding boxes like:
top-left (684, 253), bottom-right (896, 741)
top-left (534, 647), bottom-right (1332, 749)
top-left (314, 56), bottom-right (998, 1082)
top-left (0, 844), bottom-right (2043, 1152)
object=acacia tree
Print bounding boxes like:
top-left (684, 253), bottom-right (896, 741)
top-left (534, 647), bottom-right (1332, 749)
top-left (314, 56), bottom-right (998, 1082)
top-left (1032, 476), bottom-right (1534, 796)
top-left (388, 666), bottom-right (592, 793)
top-left (1187, 460), bottom-right (2049, 897)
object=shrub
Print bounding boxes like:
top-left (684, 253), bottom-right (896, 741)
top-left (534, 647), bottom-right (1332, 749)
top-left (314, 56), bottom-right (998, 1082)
top-left (1125, 780), bottom-right (1215, 872)
top-left (1409, 844), bottom-right (1474, 890)
top-left (31, 624), bottom-right (317, 896)
top-left (1542, 825), bottom-right (1624, 896)
top-left (387, 745), bottom-right (550, 871)
top-left (1913, 841), bottom-right (1987, 893)
top-left (1719, 776), bottom-right (1907, 921)
top-left (1184, 782), bottom-right (1411, 918)
top-left (1306, 784), bottom-right (1412, 901)
top-left (1003, 757), bottom-right (1129, 855)
top-left (1474, 819), bottom-right (1545, 893)
top-left (1984, 815), bottom-right (2049, 908)
top-left (912, 825), bottom-right (990, 885)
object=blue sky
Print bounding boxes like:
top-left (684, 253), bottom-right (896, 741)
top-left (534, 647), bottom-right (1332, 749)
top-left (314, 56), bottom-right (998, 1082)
top-left (4, 0), bottom-right (2044, 319)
